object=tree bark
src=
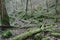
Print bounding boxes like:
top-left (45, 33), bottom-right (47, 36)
top-left (46, 0), bottom-right (49, 12)
top-left (55, 0), bottom-right (58, 14)
top-left (30, 0), bottom-right (33, 16)
top-left (0, 0), bottom-right (10, 26)
top-left (0, 0), bottom-right (10, 30)
top-left (25, 0), bottom-right (28, 19)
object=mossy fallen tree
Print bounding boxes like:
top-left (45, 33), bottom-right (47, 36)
top-left (10, 29), bottom-right (42, 40)
top-left (37, 15), bottom-right (57, 19)
top-left (9, 29), bottom-right (51, 40)
top-left (10, 30), bottom-right (60, 40)
top-left (50, 33), bottom-right (60, 38)
top-left (9, 26), bottom-right (35, 30)
top-left (9, 27), bottom-right (60, 40)
top-left (42, 37), bottom-right (50, 40)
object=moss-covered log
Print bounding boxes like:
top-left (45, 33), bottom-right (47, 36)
top-left (50, 33), bottom-right (60, 38)
top-left (10, 30), bottom-right (60, 40)
top-left (9, 26), bottom-right (60, 40)
top-left (42, 37), bottom-right (50, 40)
top-left (8, 26), bottom-right (35, 30)
top-left (10, 29), bottom-right (42, 40)
top-left (9, 29), bottom-right (51, 40)
top-left (0, 26), bottom-right (34, 30)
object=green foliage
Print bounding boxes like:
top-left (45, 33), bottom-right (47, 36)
top-left (1, 30), bottom-right (12, 38)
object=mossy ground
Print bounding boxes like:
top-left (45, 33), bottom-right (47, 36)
top-left (0, 0), bottom-right (60, 40)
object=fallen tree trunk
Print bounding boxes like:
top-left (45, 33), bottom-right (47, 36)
top-left (50, 33), bottom-right (60, 38)
top-left (10, 29), bottom-right (42, 40)
top-left (0, 26), bottom-right (35, 30)
top-left (10, 27), bottom-right (60, 40)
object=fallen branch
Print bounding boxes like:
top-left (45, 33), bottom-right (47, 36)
top-left (0, 26), bottom-right (34, 30)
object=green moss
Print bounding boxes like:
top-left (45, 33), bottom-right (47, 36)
top-left (1, 30), bottom-right (12, 38)
top-left (49, 16), bottom-right (56, 19)
top-left (34, 33), bottom-right (42, 40)
top-left (51, 33), bottom-right (60, 38)
top-left (38, 18), bottom-right (44, 22)
top-left (36, 15), bottom-right (56, 19)
top-left (10, 29), bottom-right (42, 40)
top-left (42, 37), bottom-right (50, 40)
top-left (1, 13), bottom-right (10, 26)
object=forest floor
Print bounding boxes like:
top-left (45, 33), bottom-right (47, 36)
top-left (0, 14), bottom-right (60, 40)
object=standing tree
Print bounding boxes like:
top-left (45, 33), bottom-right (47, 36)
top-left (46, 0), bottom-right (49, 12)
top-left (25, 0), bottom-right (28, 19)
top-left (55, 0), bottom-right (58, 14)
top-left (30, 0), bottom-right (33, 16)
top-left (0, 0), bottom-right (10, 29)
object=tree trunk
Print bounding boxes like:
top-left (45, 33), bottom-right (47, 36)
top-left (0, 0), bottom-right (10, 26)
top-left (25, 0), bottom-right (28, 19)
top-left (46, 0), bottom-right (49, 12)
top-left (0, 0), bottom-right (10, 30)
top-left (55, 0), bottom-right (58, 14)
top-left (30, 0), bottom-right (33, 16)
